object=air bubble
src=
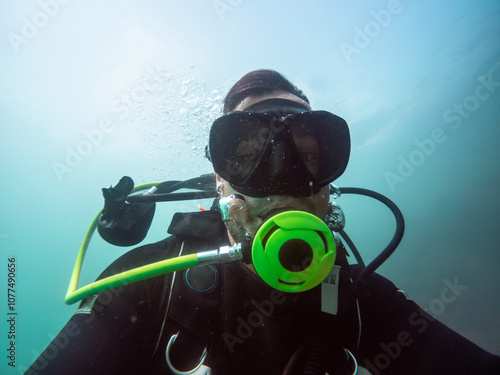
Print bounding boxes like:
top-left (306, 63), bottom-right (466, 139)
top-left (330, 184), bottom-right (341, 199)
top-left (132, 69), bottom-right (233, 179)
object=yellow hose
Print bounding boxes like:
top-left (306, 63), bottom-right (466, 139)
top-left (65, 181), bottom-right (196, 305)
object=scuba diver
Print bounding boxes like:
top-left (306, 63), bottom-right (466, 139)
top-left (26, 69), bottom-right (500, 374)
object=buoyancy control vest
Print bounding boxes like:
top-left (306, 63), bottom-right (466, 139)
top-left (160, 208), bottom-right (361, 374)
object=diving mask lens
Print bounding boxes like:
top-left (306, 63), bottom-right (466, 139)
top-left (209, 111), bottom-right (350, 197)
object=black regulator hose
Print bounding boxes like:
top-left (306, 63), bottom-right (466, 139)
top-left (127, 190), bottom-right (218, 203)
top-left (122, 179), bottom-right (403, 284)
top-left (338, 187), bottom-right (405, 284)
top-left (338, 229), bottom-right (365, 267)
top-left (126, 174), bottom-right (218, 203)
top-left (126, 184), bottom-right (404, 283)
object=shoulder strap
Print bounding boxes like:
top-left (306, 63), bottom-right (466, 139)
top-left (154, 236), bottom-right (225, 372)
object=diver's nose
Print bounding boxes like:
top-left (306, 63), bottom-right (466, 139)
top-left (269, 138), bottom-right (304, 183)
top-left (269, 138), bottom-right (296, 178)
top-left (265, 134), bottom-right (315, 196)
top-left (268, 137), bottom-right (310, 195)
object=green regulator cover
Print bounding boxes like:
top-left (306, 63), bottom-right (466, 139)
top-left (252, 211), bottom-right (336, 293)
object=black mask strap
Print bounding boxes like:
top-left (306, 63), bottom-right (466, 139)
top-left (244, 98), bottom-right (310, 116)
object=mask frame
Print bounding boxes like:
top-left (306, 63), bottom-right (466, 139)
top-left (208, 110), bottom-right (351, 197)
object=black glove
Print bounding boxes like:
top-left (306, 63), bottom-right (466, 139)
top-left (97, 176), bottom-right (155, 246)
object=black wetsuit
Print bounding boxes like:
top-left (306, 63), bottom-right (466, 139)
top-left (26, 210), bottom-right (500, 374)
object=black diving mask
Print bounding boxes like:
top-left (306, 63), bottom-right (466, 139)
top-left (208, 99), bottom-right (351, 197)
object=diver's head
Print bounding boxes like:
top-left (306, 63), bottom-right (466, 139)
top-left (208, 70), bottom-right (350, 244)
top-left (222, 69), bottom-right (311, 115)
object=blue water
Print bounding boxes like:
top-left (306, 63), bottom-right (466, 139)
top-left (0, 1), bottom-right (499, 373)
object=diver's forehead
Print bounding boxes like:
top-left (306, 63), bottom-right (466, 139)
top-left (234, 92), bottom-right (312, 112)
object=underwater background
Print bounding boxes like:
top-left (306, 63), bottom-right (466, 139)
top-left (0, 0), bottom-right (499, 373)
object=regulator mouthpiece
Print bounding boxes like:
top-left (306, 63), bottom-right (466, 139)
top-left (251, 211), bottom-right (336, 293)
